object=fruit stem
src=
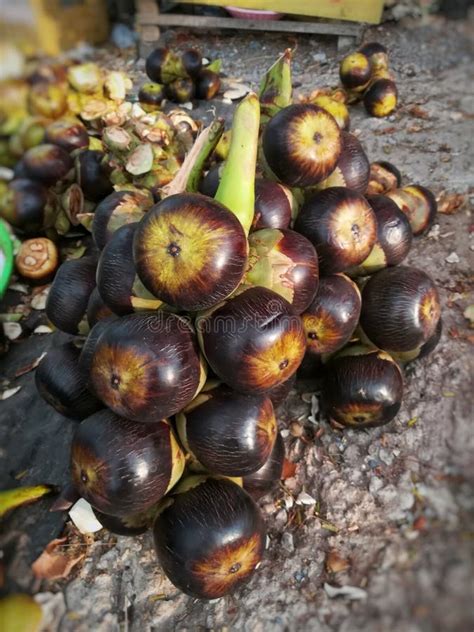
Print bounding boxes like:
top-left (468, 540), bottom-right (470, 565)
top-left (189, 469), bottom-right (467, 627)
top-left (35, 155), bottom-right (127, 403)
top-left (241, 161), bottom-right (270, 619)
top-left (215, 93), bottom-right (260, 235)
top-left (259, 48), bottom-right (293, 124)
top-left (161, 119), bottom-right (224, 197)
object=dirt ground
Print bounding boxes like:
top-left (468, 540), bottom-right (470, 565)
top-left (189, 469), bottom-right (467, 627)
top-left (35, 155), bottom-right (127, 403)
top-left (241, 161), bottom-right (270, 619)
top-left (1, 14), bottom-right (473, 632)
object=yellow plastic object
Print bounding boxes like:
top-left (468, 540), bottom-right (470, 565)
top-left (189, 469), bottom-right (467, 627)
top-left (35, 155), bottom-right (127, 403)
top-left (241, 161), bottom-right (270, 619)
top-left (1, 1), bottom-right (109, 57)
top-left (179, 0), bottom-right (384, 24)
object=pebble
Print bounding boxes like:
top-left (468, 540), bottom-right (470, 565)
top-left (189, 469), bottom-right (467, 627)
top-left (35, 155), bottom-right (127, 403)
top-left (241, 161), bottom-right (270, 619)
top-left (378, 448), bottom-right (394, 466)
top-left (445, 251), bottom-right (460, 264)
top-left (296, 492), bottom-right (317, 506)
top-left (369, 476), bottom-right (384, 495)
top-left (281, 532), bottom-right (294, 553)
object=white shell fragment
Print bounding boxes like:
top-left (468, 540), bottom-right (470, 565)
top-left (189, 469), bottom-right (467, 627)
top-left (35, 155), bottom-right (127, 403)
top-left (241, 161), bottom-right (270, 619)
top-left (69, 498), bottom-right (103, 534)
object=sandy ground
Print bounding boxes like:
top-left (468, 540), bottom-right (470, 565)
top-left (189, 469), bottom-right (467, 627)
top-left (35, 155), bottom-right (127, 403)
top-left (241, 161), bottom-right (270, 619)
top-left (1, 14), bottom-right (473, 632)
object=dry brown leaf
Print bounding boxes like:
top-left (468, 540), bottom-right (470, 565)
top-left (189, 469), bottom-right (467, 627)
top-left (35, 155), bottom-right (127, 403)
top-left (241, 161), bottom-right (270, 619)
top-left (374, 126), bottom-right (397, 136)
top-left (32, 537), bottom-right (85, 580)
top-left (437, 192), bottom-right (467, 215)
top-left (408, 105), bottom-right (430, 119)
top-left (326, 549), bottom-right (350, 573)
top-left (281, 459), bottom-right (297, 479)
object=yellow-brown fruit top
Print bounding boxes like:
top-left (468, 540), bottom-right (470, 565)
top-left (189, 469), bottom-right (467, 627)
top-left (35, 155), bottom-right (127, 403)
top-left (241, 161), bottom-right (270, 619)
top-left (15, 237), bottom-right (58, 279)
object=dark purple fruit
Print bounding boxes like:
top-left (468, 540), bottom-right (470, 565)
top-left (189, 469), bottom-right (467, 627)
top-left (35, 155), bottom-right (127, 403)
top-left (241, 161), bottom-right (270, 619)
top-left (339, 52), bottom-right (371, 92)
top-left (199, 163), bottom-right (223, 198)
top-left (367, 161), bottom-right (402, 196)
top-left (71, 411), bottom-right (185, 517)
top-left (267, 374), bottom-right (296, 408)
top-left (0, 178), bottom-right (48, 234)
top-left (364, 79), bottom-right (398, 117)
top-left (195, 69), bottom-right (221, 100)
top-left (252, 179), bottom-right (295, 231)
top-left (323, 346), bottom-right (404, 428)
top-left (153, 477), bottom-right (265, 598)
top-left (165, 77), bottom-right (195, 103)
top-left (92, 190), bottom-right (151, 250)
top-left (316, 132), bottom-right (370, 194)
top-left (92, 507), bottom-right (154, 536)
top-left (243, 432), bottom-right (285, 499)
top-left (23, 143), bottom-right (72, 186)
top-left (182, 49), bottom-right (203, 77)
top-left (138, 82), bottom-right (165, 110)
top-left (35, 343), bottom-right (102, 420)
top-left (45, 118), bottom-right (89, 153)
top-left (86, 287), bottom-right (114, 327)
top-left (75, 150), bottom-right (113, 202)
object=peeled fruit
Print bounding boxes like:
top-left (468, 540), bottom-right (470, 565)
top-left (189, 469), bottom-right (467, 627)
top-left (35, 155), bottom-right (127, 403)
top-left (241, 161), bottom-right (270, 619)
top-left (339, 52), bottom-right (371, 92)
top-left (295, 187), bottom-right (376, 274)
top-left (153, 477), bottom-right (265, 598)
top-left (197, 287), bottom-right (306, 394)
top-left (302, 274), bottom-right (361, 355)
top-left (262, 104), bottom-right (342, 188)
top-left (71, 411), bottom-right (185, 517)
top-left (386, 184), bottom-right (437, 236)
top-left (252, 179), bottom-right (296, 231)
top-left (323, 346), bottom-right (404, 428)
top-left (176, 384), bottom-right (277, 476)
top-left (364, 79), bottom-right (398, 117)
top-left (133, 193), bottom-right (248, 311)
top-left (23, 143), bottom-right (72, 186)
top-left (45, 118), bottom-right (89, 153)
top-left (35, 343), bottom-right (102, 420)
top-left (360, 266), bottom-right (441, 352)
top-left (46, 256), bottom-right (97, 334)
top-left (89, 311), bottom-right (205, 422)
top-left (367, 160), bottom-right (401, 196)
top-left (243, 431), bottom-right (285, 499)
top-left (15, 237), bottom-right (58, 280)
top-left (244, 228), bottom-right (319, 314)
top-left (315, 131), bottom-right (370, 194)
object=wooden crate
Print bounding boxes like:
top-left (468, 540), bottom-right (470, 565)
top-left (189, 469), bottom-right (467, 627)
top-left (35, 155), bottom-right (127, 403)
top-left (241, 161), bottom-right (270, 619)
top-left (179, 0), bottom-right (384, 24)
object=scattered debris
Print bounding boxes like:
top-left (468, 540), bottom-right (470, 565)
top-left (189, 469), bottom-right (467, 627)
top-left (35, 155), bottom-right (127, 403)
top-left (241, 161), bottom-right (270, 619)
top-left (32, 536), bottom-right (86, 580)
top-left (326, 550), bottom-right (350, 573)
top-left (0, 386), bottom-right (22, 400)
top-left (296, 491), bottom-right (317, 506)
top-left (445, 252), bottom-right (460, 264)
top-left (3, 322), bottom-right (22, 340)
top-left (324, 583), bottom-right (368, 600)
top-left (68, 499), bottom-right (103, 534)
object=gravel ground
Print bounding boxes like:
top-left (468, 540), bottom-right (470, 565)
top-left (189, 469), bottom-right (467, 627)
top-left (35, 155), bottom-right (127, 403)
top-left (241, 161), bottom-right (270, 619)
top-left (1, 14), bottom-right (473, 632)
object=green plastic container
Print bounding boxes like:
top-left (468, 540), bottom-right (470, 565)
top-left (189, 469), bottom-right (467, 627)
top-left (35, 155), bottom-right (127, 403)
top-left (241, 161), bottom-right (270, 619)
top-left (0, 220), bottom-right (14, 298)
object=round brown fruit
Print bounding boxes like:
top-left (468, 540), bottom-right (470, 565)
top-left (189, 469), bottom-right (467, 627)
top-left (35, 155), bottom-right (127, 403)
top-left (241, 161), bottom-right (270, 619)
top-left (89, 310), bottom-right (205, 422)
top-left (23, 143), bottom-right (73, 186)
top-left (312, 95), bottom-right (350, 130)
top-left (262, 104), bottom-right (342, 188)
top-left (366, 161), bottom-right (402, 196)
top-left (364, 79), bottom-right (398, 118)
top-left (182, 49), bottom-right (203, 77)
top-left (92, 508), bottom-right (151, 536)
top-left (15, 237), bottom-right (58, 280)
top-left (78, 317), bottom-right (118, 374)
top-left (71, 411), bottom-right (185, 517)
top-left (92, 189), bottom-right (151, 250)
top-left (339, 52), bottom-right (371, 92)
top-left (389, 317), bottom-right (443, 365)
top-left (0, 179), bottom-right (48, 234)
top-left (165, 77), bottom-right (195, 103)
top-left (360, 266), bottom-right (441, 352)
top-left (347, 194), bottom-right (412, 276)
top-left (197, 287), bottom-right (306, 394)
top-left (75, 150), bottom-right (113, 202)
top-left (153, 476), bottom-right (265, 599)
top-left (195, 69), bottom-right (221, 100)
top-left (199, 163), bottom-right (223, 198)
top-left (86, 287), bottom-right (114, 327)
top-left (252, 179), bottom-right (295, 231)
top-left (315, 131), bottom-right (370, 194)
top-left (294, 187), bottom-right (376, 274)
top-left (302, 273), bottom-right (361, 355)
top-left (267, 374), bottom-right (296, 408)
top-left (243, 431), bottom-right (285, 499)
top-left (138, 82), bottom-right (165, 110)
top-left (45, 256), bottom-right (97, 334)
top-left (45, 118), bottom-right (89, 153)
top-left (35, 343), bottom-right (102, 420)
top-left (358, 42), bottom-right (389, 71)
top-left (244, 228), bottom-right (319, 314)
top-left (323, 346), bottom-right (404, 428)
top-left (133, 193), bottom-right (248, 311)
top-left (386, 184), bottom-right (437, 236)
top-left (176, 384), bottom-right (277, 476)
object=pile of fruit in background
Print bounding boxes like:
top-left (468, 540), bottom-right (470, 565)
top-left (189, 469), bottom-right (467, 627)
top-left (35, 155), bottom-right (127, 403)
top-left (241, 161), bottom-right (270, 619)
top-left (0, 41), bottom-right (444, 604)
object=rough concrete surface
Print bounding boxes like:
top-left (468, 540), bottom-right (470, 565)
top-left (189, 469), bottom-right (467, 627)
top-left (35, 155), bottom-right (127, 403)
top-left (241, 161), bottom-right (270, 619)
top-left (1, 15), bottom-right (473, 632)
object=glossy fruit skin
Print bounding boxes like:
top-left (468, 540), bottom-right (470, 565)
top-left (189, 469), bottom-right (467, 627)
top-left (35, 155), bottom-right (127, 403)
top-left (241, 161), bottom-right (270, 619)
top-left (302, 274), bottom-right (361, 355)
top-left (323, 347), bottom-right (403, 428)
top-left (316, 131), bottom-right (370, 194)
top-left (359, 42), bottom-right (389, 71)
top-left (138, 82), bottom-right (165, 109)
top-left (93, 507), bottom-right (152, 536)
top-left (360, 266), bottom-right (441, 352)
top-left (133, 193), bottom-right (248, 312)
top-left (35, 343), bottom-right (102, 420)
top-left (297, 351), bottom-right (325, 381)
top-left (145, 47), bottom-right (170, 83)
top-left (243, 432), bottom-right (285, 499)
top-left (96, 222), bottom-right (137, 315)
top-left (263, 104), bottom-right (342, 188)
top-left (197, 287), bottom-right (306, 394)
top-left (386, 185), bottom-right (437, 236)
top-left (182, 49), bottom-right (203, 77)
top-left (165, 77), bottom-right (195, 103)
top-left (390, 317), bottom-right (442, 365)
top-left (339, 52), bottom-right (371, 91)
top-left (46, 256), bottom-right (97, 334)
top-left (295, 187), bottom-right (376, 274)
top-left (23, 143), bottom-right (73, 186)
top-left (90, 311), bottom-right (204, 422)
top-left (312, 95), bottom-right (350, 130)
top-left (267, 374), bottom-right (295, 408)
top-left (177, 385), bottom-right (277, 476)
top-left (45, 119), bottom-right (89, 153)
top-left (92, 190), bottom-right (150, 250)
top-left (252, 179), bottom-right (294, 231)
top-left (78, 317), bottom-right (118, 374)
top-left (195, 69), bottom-right (221, 100)
top-left (71, 411), bottom-right (185, 517)
top-left (153, 477), bottom-right (265, 599)
top-left (1, 179), bottom-right (48, 233)
top-left (245, 228), bottom-right (319, 314)
top-left (199, 163), bottom-right (223, 198)
top-left (76, 150), bottom-right (113, 202)
top-left (364, 79), bottom-right (398, 117)
top-left (86, 287), bottom-right (114, 327)
top-left (367, 161), bottom-right (402, 196)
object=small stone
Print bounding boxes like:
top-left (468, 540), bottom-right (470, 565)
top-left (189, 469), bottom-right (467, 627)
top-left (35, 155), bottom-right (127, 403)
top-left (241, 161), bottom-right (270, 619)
top-left (281, 532), bottom-right (294, 553)
top-left (445, 251), bottom-right (460, 264)
top-left (296, 492), bottom-right (317, 506)
top-left (369, 476), bottom-right (384, 495)
top-left (378, 448), bottom-right (394, 466)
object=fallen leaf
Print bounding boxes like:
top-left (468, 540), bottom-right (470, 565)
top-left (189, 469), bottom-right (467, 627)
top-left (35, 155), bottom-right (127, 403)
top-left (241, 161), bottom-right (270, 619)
top-left (413, 515), bottom-right (427, 531)
top-left (281, 459), bottom-right (297, 479)
top-left (3, 322), bottom-right (22, 340)
top-left (324, 583), bottom-right (367, 600)
top-left (326, 550), bottom-right (350, 573)
top-left (32, 537), bottom-right (85, 580)
top-left (408, 105), bottom-right (430, 119)
top-left (14, 352), bottom-right (47, 377)
top-left (437, 192), bottom-right (466, 215)
top-left (0, 484), bottom-right (54, 518)
top-left (374, 126), bottom-right (397, 136)
top-left (1, 386), bottom-right (22, 400)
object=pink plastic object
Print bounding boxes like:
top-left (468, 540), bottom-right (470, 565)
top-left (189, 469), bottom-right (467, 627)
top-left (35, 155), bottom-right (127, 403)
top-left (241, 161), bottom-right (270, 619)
top-left (225, 6), bottom-right (284, 20)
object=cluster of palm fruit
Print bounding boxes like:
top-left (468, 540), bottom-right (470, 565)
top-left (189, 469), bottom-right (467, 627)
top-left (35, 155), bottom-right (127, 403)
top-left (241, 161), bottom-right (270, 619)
top-left (141, 47), bottom-right (221, 107)
top-left (0, 59), bottom-right (200, 282)
top-left (33, 48), bottom-right (440, 599)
